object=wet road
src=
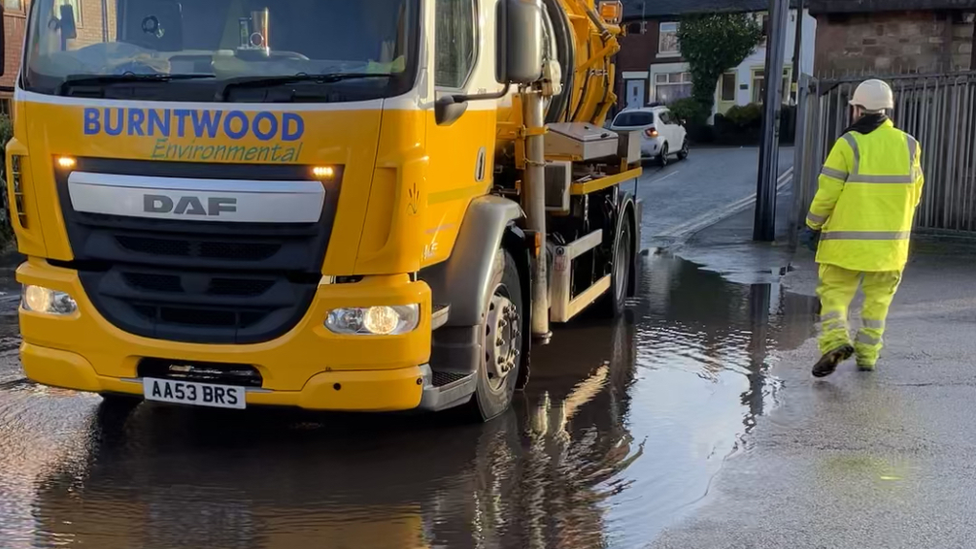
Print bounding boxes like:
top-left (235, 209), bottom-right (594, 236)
top-left (635, 146), bottom-right (794, 250)
top-left (0, 256), bottom-right (819, 549)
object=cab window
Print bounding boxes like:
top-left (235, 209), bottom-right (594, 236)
top-left (435, 0), bottom-right (476, 88)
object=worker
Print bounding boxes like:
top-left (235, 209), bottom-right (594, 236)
top-left (799, 79), bottom-right (924, 378)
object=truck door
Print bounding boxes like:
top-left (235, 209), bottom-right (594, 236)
top-left (423, 0), bottom-right (491, 267)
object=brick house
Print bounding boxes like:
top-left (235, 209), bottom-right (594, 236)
top-left (1, 0), bottom-right (28, 113)
top-left (617, 0), bottom-right (816, 115)
top-left (1, 0), bottom-right (118, 111)
top-left (808, 0), bottom-right (976, 75)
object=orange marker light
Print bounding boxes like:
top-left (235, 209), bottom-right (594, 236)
top-left (312, 166), bottom-right (335, 179)
top-left (57, 156), bottom-right (77, 169)
top-left (599, 1), bottom-right (623, 24)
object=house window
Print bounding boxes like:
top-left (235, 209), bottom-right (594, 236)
top-left (654, 71), bottom-right (692, 103)
top-left (658, 22), bottom-right (679, 57)
top-left (435, 0), bottom-right (477, 88)
top-left (721, 73), bottom-right (737, 102)
top-left (3, 0), bottom-right (24, 13)
top-left (57, 0), bottom-right (83, 26)
top-left (751, 68), bottom-right (791, 104)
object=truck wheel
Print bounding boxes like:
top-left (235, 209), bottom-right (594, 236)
top-left (467, 249), bottom-right (524, 422)
top-left (600, 213), bottom-right (634, 317)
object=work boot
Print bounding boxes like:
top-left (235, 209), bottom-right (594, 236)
top-left (857, 361), bottom-right (876, 372)
top-left (812, 345), bottom-right (854, 378)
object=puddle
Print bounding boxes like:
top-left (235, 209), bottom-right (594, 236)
top-left (0, 255), bottom-right (819, 548)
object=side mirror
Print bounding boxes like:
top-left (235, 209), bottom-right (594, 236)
top-left (435, 94), bottom-right (468, 126)
top-left (60, 4), bottom-right (78, 40)
top-left (495, 0), bottom-right (544, 85)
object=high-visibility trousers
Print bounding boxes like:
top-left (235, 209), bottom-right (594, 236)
top-left (817, 264), bottom-right (903, 367)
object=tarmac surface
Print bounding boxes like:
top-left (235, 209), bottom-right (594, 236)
top-left (635, 146), bottom-right (794, 251)
top-left (649, 208), bottom-right (976, 549)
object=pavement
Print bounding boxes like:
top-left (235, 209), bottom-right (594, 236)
top-left (649, 185), bottom-right (976, 549)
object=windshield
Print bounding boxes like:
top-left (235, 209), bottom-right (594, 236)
top-left (613, 112), bottom-right (655, 127)
top-left (22, 0), bottom-right (419, 102)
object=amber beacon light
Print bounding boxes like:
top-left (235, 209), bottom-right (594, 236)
top-left (599, 1), bottom-right (623, 25)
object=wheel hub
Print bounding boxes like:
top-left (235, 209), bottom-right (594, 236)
top-left (486, 294), bottom-right (520, 382)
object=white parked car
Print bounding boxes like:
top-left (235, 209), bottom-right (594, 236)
top-left (610, 105), bottom-right (689, 167)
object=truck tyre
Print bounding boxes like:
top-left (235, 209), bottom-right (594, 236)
top-left (599, 212), bottom-right (634, 317)
top-left (467, 249), bottom-right (524, 422)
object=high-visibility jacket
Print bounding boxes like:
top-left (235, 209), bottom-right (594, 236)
top-left (806, 119), bottom-right (924, 272)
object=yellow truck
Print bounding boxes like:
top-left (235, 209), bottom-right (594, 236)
top-left (4, 0), bottom-right (641, 421)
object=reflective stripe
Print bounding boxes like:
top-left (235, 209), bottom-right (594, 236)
top-left (907, 136), bottom-right (920, 182)
top-left (862, 319), bottom-right (885, 329)
top-left (821, 311), bottom-right (843, 321)
top-left (820, 166), bottom-right (848, 180)
top-left (856, 332), bottom-right (882, 346)
top-left (842, 134), bottom-right (860, 174)
top-left (807, 212), bottom-right (827, 224)
top-left (846, 174), bottom-right (915, 184)
top-left (821, 231), bottom-right (911, 241)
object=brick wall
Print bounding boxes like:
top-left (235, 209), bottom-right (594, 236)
top-left (2, 6), bottom-right (29, 93)
top-left (74, 0), bottom-right (118, 44)
top-left (1, 0), bottom-right (119, 97)
top-left (814, 10), bottom-right (974, 75)
top-left (617, 21), bottom-right (664, 71)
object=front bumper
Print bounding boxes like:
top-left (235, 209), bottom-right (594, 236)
top-left (18, 259), bottom-right (433, 412)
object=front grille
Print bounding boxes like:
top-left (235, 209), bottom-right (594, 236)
top-left (138, 358), bottom-right (263, 388)
top-left (117, 235), bottom-right (192, 257)
top-left (123, 272), bottom-right (182, 293)
top-left (116, 235), bottom-right (281, 261)
top-left (201, 241), bottom-right (279, 260)
top-left (209, 278), bottom-right (275, 297)
top-left (57, 159), bottom-right (342, 345)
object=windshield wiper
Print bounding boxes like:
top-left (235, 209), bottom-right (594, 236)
top-left (59, 73), bottom-right (216, 95)
top-left (215, 72), bottom-right (391, 101)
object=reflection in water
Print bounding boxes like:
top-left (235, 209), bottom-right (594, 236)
top-left (0, 255), bottom-right (818, 548)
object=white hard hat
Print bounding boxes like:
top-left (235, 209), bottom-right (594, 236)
top-left (850, 79), bottom-right (894, 111)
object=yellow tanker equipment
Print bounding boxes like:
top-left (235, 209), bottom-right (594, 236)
top-left (4, 0), bottom-right (641, 422)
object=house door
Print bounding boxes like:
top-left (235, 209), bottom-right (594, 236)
top-left (626, 80), bottom-right (645, 109)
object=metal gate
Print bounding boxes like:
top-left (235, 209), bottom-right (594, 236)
top-left (791, 72), bottom-right (976, 238)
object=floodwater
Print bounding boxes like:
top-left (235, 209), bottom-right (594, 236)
top-left (0, 254), bottom-right (818, 549)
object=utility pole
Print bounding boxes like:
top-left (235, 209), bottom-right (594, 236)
top-left (753, 0), bottom-right (790, 242)
top-left (792, 0), bottom-right (805, 101)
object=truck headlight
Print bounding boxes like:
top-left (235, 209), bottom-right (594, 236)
top-left (22, 285), bottom-right (78, 315)
top-left (325, 305), bottom-right (420, 335)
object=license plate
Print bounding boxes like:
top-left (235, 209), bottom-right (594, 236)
top-left (143, 378), bottom-right (246, 410)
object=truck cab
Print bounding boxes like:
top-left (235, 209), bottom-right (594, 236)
top-left (5, 0), bottom-right (640, 421)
